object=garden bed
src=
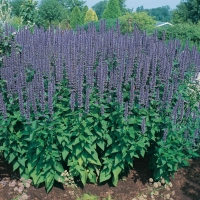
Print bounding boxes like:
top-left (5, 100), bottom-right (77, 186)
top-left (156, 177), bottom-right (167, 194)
top-left (1, 154), bottom-right (200, 200)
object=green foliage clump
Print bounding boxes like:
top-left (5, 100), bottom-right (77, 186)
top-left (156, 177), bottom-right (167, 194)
top-left (92, 0), bottom-right (108, 20)
top-left (70, 6), bottom-right (82, 29)
top-left (0, 0), bottom-right (12, 28)
top-left (38, 0), bottom-right (64, 27)
top-left (10, 0), bottom-right (25, 17)
top-left (102, 0), bottom-right (121, 19)
top-left (156, 22), bottom-right (200, 49)
top-left (171, 0), bottom-right (200, 24)
top-left (20, 0), bottom-right (38, 31)
top-left (136, 5), bottom-right (172, 22)
top-left (9, 16), bottom-right (22, 30)
top-left (81, 5), bottom-right (88, 24)
top-left (84, 9), bottom-right (98, 24)
top-left (58, 0), bottom-right (86, 12)
top-left (80, 18), bottom-right (117, 32)
top-left (119, 12), bottom-right (156, 34)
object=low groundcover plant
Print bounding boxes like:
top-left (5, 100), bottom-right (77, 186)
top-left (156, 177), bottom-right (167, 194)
top-left (132, 177), bottom-right (175, 200)
top-left (8, 177), bottom-right (31, 200)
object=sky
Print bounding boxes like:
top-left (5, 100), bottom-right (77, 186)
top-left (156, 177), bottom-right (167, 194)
top-left (87, 0), bottom-right (182, 10)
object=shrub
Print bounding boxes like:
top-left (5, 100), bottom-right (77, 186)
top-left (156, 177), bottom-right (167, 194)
top-left (70, 6), bottom-right (82, 29)
top-left (102, 0), bottom-right (121, 19)
top-left (84, 9), bottom-right (98, 24)
top-left (119, 12), bottom-right (156, 34)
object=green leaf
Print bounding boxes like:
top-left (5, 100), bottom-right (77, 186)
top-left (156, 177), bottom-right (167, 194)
top-left (36, 147), bottom-right (43, 156)
top-left (57, 136), bottom-right (63, 144)
top-left (112, 166), bottom-right (122, 186)
top-left (62, 149), bottom-right (69, 160)
top-left (30, 170), bottom-right (40, 185)
top-left (45, 173), bottom-right (55, 193)
top-left (78, 157), bottom-right (84, 166)
top-left (97, 140), bottom-right (105, 151)
top-left (13, 161), bottom-right (20, 171)
top-left (84, 143), bottom-right (92, 154)
top-left (36, 174), bottom-right (46, 185)
top-left (101, 121), bottom-right (108, 130)
top-left (182, 160), bottom-right (189, 166)
top-left (8, 153), bottom-right (15, 164)
top-left (18, 157), bottom-right (27, 167)
top-left (32, 121), bottom-right (37, 129)
top-left (88, 151), bottom-right (101, 166)
top-left (167, 163), bottom-right (173, 169)
top-left (74, 144), bottom-right (83, 157)
top-left (114, 153), bottom-right (122, 166)
top-left (110, 145), bottom-right (120, 154)
top-left (54, 162), bottom-right (64, 173)
top-left (140, 149), bottom-right (145, 157)
top-left (137, 141), bottom-right (145, 148)
top-left (75, 165), bottom-right (87, 186)
top-left (100, 167), bottom-right (111, 183)
top-left (84, 128), bottom-right (93, 135)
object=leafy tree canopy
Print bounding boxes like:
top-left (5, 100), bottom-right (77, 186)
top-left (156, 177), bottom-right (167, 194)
top-left (119, 12), bottom-right (156, 34)
top-left (102, 0), bottom-right (121, 19)
top-left (93, 0), bottom-right (132, 20)
top-left (81, 5), bottom-right (88, 24)
top-left (57, 0), bottom-right (86, 12)
top-left (70, 5), bottom-right (82, 28)
top-left (136, 5), bottom-right (172, 22)
top-left (0, 0), bottom-right (12, 28)
top-left (20, 0), bottom-right (38, 31)
top-left (38, 0), bottom-right (64, 26)
top-left (172, 0), bottom-right (200, 24)
top-left (84, 8), bottom-right (98, 24)
top-left (92, 0), bottom-right (108, 19)
top-left (10, 0), bottom-right (25, 17)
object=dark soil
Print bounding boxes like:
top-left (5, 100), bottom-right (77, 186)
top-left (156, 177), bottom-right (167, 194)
top-left (0, 154), bottom-right (200, 200)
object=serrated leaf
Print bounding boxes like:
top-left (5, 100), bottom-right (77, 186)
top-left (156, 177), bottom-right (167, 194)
top-left (114, 153), bottom-right (122, 166)
top-left (99, 167), bottom-right (111, 183)
top-left (54, 162), bottom-right (64, 173)
top-left (62, 149), bottom-right (69, 160)
top-left (45, 173), bottom-right (55, 193)
top-left (78, 157), bottom-right (84, 166)
top-left (97, 140), bottom-right (105, 151)
top-left (140, 149), bottom-right (145, 157)
top-left (57, 136), bottom-right (63, 144)
top-left (8, 153), bottom-right (15, 164)
top-left (13, 161), bottom-right (20, 171)
top-left (75, 165), bottom-right (87, 186)
top-left (18, 157), bottom-right (27, 167)
top-left (112, 166), bottom-right (122, 186)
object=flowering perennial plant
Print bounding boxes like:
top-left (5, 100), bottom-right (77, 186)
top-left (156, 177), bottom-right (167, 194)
top-left (0, 21), bottom-right (199, 192)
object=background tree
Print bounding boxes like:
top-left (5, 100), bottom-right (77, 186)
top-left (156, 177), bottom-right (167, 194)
top-left (57, 0), bottom-right (86, 12)
top-left (136, 5), bottom-right (172, 22)
top-left (136, 6), bottom-right (144, 12)
top-left (102, 0), bottom-right (121, 19)
top-left (81, 5), bottom-right (88, 24)
top-left (20, 0), bottom-right (38, 31)
top-left (118, 0), bottom-right (130, 14)
top-left (38, 0), bottom-right (64, 27)
top-left (10, 0), bottom-right (25, 17)
top-left (0, 0), bottom-right (12, 28)
top-left (84, 8), bottom-right (98, 24)
top-left (172, 0), bottom-right (200, 24)
top-left (92, 0), bottom-right (108, 19)
top-left (119, 12), bottom-right (156, 34)
top-left (70, 5), bottom-right (82, 28)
